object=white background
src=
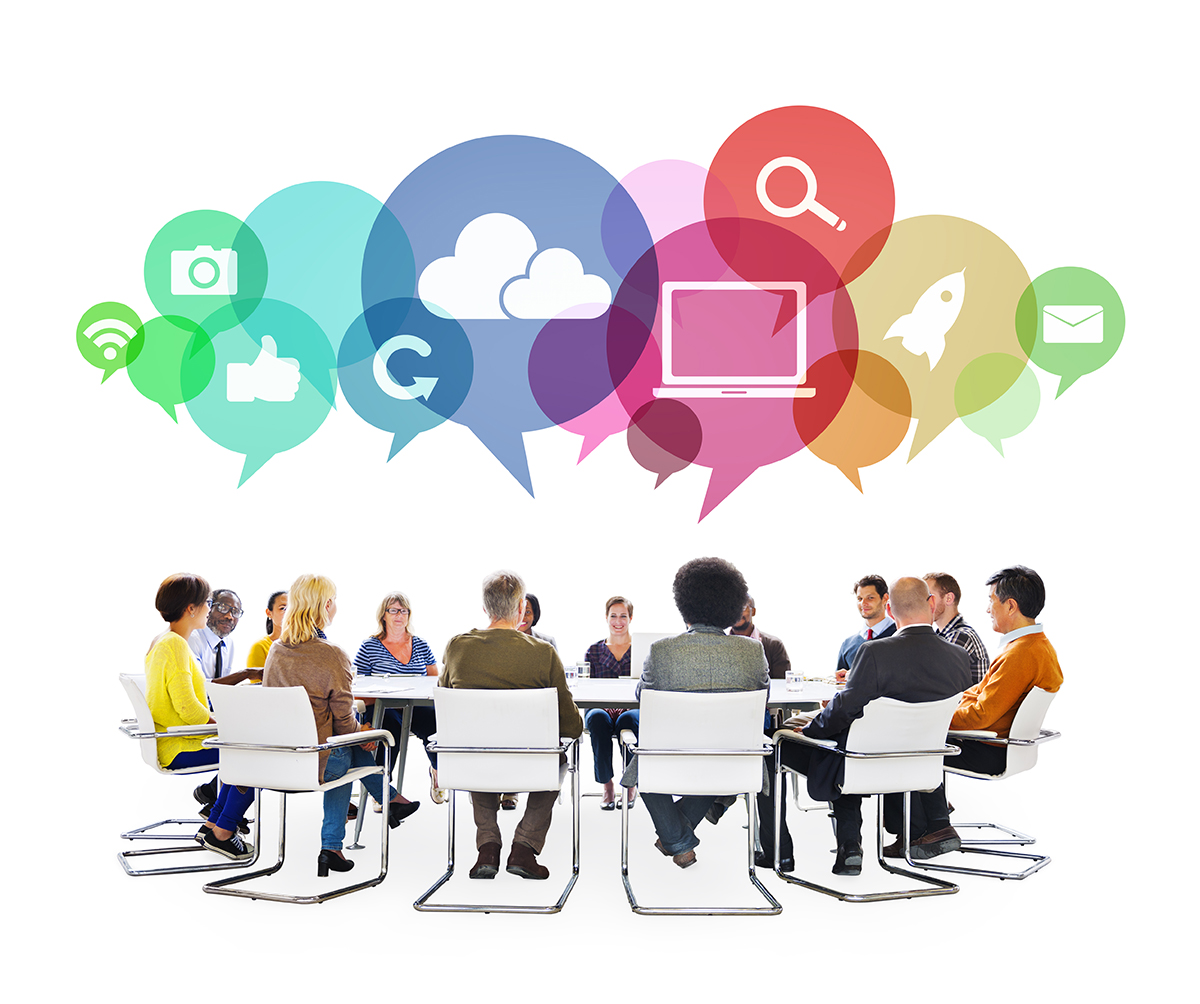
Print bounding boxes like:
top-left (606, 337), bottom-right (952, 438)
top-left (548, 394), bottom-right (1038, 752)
top-left (5, 1), bottom-right (1194, 999)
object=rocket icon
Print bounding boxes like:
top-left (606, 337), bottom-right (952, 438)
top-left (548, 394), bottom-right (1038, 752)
top-left (882, 268), bottom-right (966, 369)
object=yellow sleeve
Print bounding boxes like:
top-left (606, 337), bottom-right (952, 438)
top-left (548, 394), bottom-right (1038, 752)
top-left (246, 638), bottom-right (271, 668)
top-left (153, 636), bottom-right (210, 726)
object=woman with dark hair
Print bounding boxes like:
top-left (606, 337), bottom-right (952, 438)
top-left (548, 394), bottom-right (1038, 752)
top-left (144, 572), bottom-right (255, 860)
top-left (245, 590), bottom-right (287, 671)
top-left (263, 574), bottom-right (413, 877)
top-left (518, 593), bottom-right (557, 650)
top-left (353, 591), bottom-right (438, 808)
top-left (622, 557), bottom-right (769, 868)
top-left (583, 595), bottom-right (639, 810)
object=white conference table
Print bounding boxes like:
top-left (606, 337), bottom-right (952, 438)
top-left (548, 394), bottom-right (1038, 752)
top-left (350, 674), bottom-right (840, 816)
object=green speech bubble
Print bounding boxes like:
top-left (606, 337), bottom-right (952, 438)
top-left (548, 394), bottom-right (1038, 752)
top-left (144, 209), bottom-right (268, 333)
top-left (1016, 266), bottom-right (1124, 397)
top-left (957, 355), bottom-right (1040, 455)
top-left (76, 301), bottom-right (142, 382)
top-left (125, 315), bottom-right (215, 420)
top-left (185, 298), bottom-right (336, 485)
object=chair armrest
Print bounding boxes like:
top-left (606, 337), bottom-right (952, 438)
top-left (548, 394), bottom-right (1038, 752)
top-left (948, 729), bottom-right (999, 739)
top-left (625, 743), bottom-right (773, 757)
top-left (618, 729), bottom-right (637, 746)
top-left (1006, 728), bottom-right (1061, 747)
top-left (773, 729), bottom-right (837, 750)
top-left (120, 722), bottom-right (217, 740)
top-left (202, 729), bottom-right (394, 754)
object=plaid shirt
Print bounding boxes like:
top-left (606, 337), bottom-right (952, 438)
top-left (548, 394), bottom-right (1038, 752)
top-left (939, 614), bottom-right (990, 685)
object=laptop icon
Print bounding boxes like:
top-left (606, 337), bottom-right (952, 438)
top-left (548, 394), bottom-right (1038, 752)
top-left (653, 281), bottom-right (815, 399)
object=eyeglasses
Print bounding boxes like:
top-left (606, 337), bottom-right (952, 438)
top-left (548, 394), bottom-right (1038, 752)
top-left (385, 607), bottom-right (409, 616)
top-left (213, 602), bottom-right (243, 617)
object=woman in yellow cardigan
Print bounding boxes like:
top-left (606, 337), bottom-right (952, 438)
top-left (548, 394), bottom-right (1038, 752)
top-left (144, 573), bottom-right (254, 860)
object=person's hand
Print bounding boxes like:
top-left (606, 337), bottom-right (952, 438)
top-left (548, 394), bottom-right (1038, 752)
top-left (358, 720), bottom-right (378, 752)
top-left (246, 668), bottom-right (263, 680)
top-left (834, 669), bottom-right (847, 683)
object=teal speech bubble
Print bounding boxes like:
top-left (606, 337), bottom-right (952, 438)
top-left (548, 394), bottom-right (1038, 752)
top-left (957, 355), bottom-right (1040, 455)
top-left (1016, 266), bottom-right (1124, 397)
top-left (185, 298), bottom-right (336, 485)
top-left (125, 315), bottom-right (215, 420)
top-left (76, 301), bottom-right (142, 382)
top-left (144, 209), bottom-right (268, 333)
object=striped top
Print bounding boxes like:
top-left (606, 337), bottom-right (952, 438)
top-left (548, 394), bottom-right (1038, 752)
top-left (354, 635), bottom-right (437, 675)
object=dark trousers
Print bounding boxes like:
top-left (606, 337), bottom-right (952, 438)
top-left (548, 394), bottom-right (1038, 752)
top-left (760, 740), bottom-right (864, 855)
top-left (377, 706), bottom-right (438, 775)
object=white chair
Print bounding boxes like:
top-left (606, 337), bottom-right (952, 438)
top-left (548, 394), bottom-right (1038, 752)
top-left (413, 687), bottom-right (580, 914)
top-left (774, 695), bottom-right (962, 903)
top-left (117, 673), bottom-right (260, 877)
top-left (620, 689), bottom-right (781, 916)
top-left (201, 685), bottom-right (393, 904)
top-left (911, 687), bottom-right (1061, 880)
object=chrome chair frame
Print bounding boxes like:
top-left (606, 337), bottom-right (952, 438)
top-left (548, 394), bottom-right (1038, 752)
top-left (117, 673), bottom-right (262, 877)
top-left (200, 734), bottom-right (392, 904)
top-left (620, 739), bottom-right (782, 916)
top-left (413, 737), bottom-right (580, 914)
top-left (906, 726), bottom-right (1061, 881)
top-left (773, 730), bottom-right (962, 903)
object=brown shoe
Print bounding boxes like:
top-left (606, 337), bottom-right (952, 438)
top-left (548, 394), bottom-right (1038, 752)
top-left (506, 842), bottom-right (549, 880)
top-left (909, 826), bottom-right (961, 859)
top-left (673, 849), bottom-right (697, 869)
top-left (469, 842), bottom-right (501, 879)
top-left (882, 836), bottom-right (906, 859)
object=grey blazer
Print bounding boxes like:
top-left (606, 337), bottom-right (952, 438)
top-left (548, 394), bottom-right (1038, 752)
top-left (621, 625), bottom-right (769, 787)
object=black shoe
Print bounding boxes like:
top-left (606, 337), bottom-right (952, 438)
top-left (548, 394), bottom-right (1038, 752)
top-left (387, 801), bottom-right (420, 827)
top-left (754, 850), bottom-right (795, 872)
top-left (193, 778), bottom-right (218, 805)
top-left (199, 804), bottom-right (250, 835)
top-left (833, 843), bottom-right (863, 876)
top-left (203, 830), bottom-right (254, 860)
top-left (197, 802), bottom-right (213, 820)
top-left (317, 849), bottom-right (354, 876)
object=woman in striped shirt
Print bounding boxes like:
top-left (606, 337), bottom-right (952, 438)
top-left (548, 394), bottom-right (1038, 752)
top-left (354, 591), bottom-right (443, 807)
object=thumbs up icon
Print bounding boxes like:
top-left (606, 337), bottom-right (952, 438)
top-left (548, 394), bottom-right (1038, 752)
top-left (226, 335), bottom-right (302, 402)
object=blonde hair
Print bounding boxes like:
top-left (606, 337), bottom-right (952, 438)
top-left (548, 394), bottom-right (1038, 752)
top-left (279, 574), bottom-right (336, 645)
top-left (373, 591), bottom-right (414, 639)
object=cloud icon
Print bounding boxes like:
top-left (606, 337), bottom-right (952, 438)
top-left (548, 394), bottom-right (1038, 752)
top-left (418, 212), bottom-right (612, 320)
top-left (503, 247), bottom-right (611, 319)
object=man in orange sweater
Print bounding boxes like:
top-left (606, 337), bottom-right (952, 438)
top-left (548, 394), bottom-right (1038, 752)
top-left (885, 565), bottom-right (1063, 859)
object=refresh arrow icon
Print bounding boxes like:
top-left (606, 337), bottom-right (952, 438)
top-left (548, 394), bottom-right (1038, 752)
top-left (373, 334), bottom-right (439, 401)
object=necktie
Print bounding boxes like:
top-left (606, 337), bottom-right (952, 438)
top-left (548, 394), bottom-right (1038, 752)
top-left (867, 628), bottom-right (874, 640)
top-left (215, 640), bottom-right (224, 679)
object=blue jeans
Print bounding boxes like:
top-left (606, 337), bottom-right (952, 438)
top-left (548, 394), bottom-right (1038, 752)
top-left (640, 793), bottom-right (715, 855)
top-left (320, 744), bottom-right (396, 850)
top-left (585, 708), bottom-right (640, 784)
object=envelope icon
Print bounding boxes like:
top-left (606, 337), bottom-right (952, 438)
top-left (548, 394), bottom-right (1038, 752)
top-left (1043, 305), bottom-right (1104, 344)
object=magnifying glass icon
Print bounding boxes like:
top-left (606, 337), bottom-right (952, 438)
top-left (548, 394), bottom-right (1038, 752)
top-left (756, 157), bottom-right (848, 232)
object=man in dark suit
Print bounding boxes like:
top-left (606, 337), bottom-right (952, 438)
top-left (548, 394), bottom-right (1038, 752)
top-left (765, 577), bottom-right (971, 875)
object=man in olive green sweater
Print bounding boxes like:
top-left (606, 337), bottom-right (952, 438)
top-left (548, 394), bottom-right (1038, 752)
top-left (440, 570), bottom-right (583, 880)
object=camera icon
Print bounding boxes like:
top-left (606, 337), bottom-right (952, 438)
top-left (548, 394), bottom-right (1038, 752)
top-left (170, 245), bottom-right (239, 296)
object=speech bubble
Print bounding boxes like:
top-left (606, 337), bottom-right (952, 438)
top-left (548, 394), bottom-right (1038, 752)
top-left (76, 301), bottom-right (142, 383)
top-left (144, 210), bottom-right (268, 333)
top-left (612, 217), bottom-right (858, 520)
top-left (844, 215), bottom-right (1034, 459)
top-left (705, 106), bottom-right (895, 286)
top-left (365, 135), bottom-right (653, 495)
top-left (1015, 266), bottom-right (1125, 397)
top-left (627, 398), bottom-right (703, 486)
top-left (957, 354), bottom-right (1040, 454)
top-left (184, 298), bottom-right (336, 484)
top-left (246, 181), bottom-right (414, 358)
top-left (801, 351), bottom-right (912, 490)
top-left (125, 315), bottom-right (215, 420)
top-left (338, 297), bottom-right (473, 460)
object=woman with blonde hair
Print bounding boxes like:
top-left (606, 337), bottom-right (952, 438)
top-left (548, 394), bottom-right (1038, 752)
top-left (354, 591), bottom-right (441, 806)
top-left (263, 574), bottom-right (414, 876)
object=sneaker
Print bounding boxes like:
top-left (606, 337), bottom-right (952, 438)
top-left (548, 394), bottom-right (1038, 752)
top-left (203, 830), bottom-right (254, 860)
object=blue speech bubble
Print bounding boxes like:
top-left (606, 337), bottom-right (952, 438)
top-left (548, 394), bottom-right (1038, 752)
top-left (363, 135), bottom-right (652, 494)
top-left (338, 298), bottom-right (473, 459)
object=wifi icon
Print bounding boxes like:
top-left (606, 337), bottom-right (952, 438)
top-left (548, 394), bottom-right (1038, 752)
top-left (76, 301), bottom-right (143, 382)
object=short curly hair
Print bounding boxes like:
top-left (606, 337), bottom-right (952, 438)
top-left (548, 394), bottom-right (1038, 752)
top-left (672, 557), bottom-right (748, 630)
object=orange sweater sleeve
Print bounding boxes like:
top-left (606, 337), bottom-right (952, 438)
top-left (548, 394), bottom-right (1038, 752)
top-left (951, 633), bottom-right (1062, 736)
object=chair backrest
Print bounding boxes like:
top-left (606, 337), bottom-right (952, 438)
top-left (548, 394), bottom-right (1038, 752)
top-left (433, 688), bottom-right (561, 793)
top-left (841, 694), bottom-right (961, 795)
top-left (120, 673), bottom-right (163, 770)
top-left (636, 689), bottom-right (769, 796)
top-left (207, 685), bottom-right (320, 791)
top-left (1003, 687), bottom-right (1057, 777)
